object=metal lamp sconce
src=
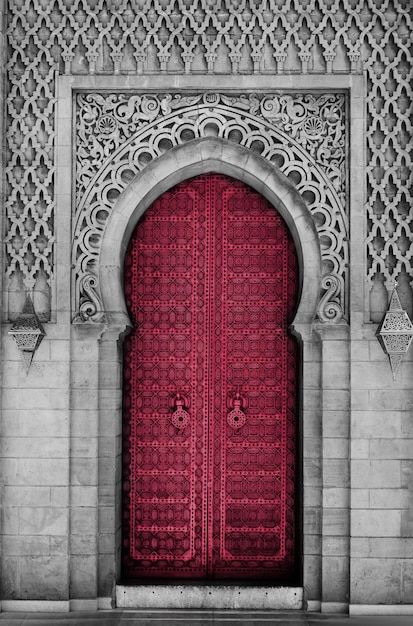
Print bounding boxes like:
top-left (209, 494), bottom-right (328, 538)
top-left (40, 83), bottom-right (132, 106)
top-left (377, 287), bottom-right (413, 380)
top-left (8, 292), bottom-right (46, 372)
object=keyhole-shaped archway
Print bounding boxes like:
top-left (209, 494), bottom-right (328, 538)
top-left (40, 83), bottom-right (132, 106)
top-left (122, 173), bottom-right (299, 581)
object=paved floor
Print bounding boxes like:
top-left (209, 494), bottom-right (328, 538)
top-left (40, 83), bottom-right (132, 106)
top-left (0, 611), bottom-right (412, 626)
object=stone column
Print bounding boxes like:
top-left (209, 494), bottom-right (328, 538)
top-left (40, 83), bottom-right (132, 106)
top-left (97, 326), bottom-right (129, 604)
top-left (316, 323), bottom-right (351, 613)
top-left (68, 324), bottom-right (102, 610)
top-left (293, 323), bottom-right (323, 611)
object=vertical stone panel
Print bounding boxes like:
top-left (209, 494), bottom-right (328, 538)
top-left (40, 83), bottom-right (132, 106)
top-left (0, 335), bottom-right (71, 601)
top-left (317, 324), bottom-right (350, 611)
top-left (97, 327), bottom-right (127, 598)
top-left (350, 335), bottom-right (413, 607)
top-left (69, 326), bottom-right (101, 601)
top-left (297, 325), bottom-right (322, 608)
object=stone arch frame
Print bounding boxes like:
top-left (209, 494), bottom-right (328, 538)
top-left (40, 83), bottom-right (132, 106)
top-left (100, 138), bottom-right (322, 330)
top-left (73, 90), bottom-right (348, 327)
top-left (95, 137), bottom-right (334, 606)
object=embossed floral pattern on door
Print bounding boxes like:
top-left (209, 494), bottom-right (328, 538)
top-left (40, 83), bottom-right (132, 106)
top-left (122, 174), bottom-right (298, 581)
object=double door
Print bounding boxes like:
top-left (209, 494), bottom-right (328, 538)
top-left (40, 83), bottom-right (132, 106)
top-left (122, 174), bottom-right (298, 581)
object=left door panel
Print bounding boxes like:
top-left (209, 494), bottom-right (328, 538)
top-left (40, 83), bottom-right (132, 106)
top-left (122, 178), bottom-right (209, 579)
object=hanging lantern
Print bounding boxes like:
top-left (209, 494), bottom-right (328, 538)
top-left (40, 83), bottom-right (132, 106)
top-left (377, 288), bottom-right (413, 380)
top-left (9, 293), bottom-right (46, 372)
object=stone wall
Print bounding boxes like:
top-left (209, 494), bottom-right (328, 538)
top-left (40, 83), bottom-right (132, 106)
top-left (1, 0), bottom-right (412, 614)
top-left (350, 329), bottom-right (413, 609)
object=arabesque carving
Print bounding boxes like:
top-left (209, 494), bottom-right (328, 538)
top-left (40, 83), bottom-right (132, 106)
top-left (8, 293), bottom-right (46, 372)
top-left (76, 92), bottom-right (345, 201)
top-left (4, 1), bottom-right (413, 323)
top-left (73, 91), bottom-right (348, 324)
top-left (377, 288), bottom-right (413, 380)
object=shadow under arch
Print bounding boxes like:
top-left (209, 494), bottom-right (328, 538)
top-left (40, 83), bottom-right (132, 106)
top-left (100, 137), bottom-right (322, 332)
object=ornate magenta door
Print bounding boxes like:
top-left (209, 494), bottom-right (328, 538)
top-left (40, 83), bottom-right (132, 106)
top-left (122, 174), bottom-right (298, 581)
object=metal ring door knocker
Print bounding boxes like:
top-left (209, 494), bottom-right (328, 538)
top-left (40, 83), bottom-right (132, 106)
top-left (227, 391), bottom-right (246, 429)
top-left (171, 392), bottom-right (190, 429)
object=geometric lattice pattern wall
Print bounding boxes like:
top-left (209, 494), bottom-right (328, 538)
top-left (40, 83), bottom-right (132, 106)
top-left (5, 0), bottom-right (413, 322)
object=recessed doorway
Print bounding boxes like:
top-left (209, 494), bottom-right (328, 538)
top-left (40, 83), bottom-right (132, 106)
top-left (122, 173), bottom-right (299, 582)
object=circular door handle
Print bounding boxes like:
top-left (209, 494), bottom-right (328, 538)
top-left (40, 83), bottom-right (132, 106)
top-left (227, 391), bottom-right (246, 429)
top-left (171, 392), bottom-right (190, 429)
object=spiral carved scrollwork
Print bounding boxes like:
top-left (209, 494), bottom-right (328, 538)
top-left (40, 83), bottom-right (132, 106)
top-left (317, 275), bottom-right (344, 324)
top-left (74, 274), bottom-right (105, 323)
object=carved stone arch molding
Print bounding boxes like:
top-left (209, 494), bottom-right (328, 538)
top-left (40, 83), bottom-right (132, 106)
top-left (73, 91), bottom-right (348, 326)
top-left (100, 138), bottom-right (321, 331)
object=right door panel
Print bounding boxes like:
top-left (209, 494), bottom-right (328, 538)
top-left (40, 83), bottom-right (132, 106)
top-left (207, 176), bottom-right (298, 579)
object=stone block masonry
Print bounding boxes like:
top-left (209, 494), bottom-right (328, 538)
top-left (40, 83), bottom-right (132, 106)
top-left (1, 0), bottom-right (412, 615)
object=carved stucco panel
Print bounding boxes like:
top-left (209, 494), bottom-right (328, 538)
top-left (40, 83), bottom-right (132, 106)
top-left (73, 91), bottom-right (348, 324)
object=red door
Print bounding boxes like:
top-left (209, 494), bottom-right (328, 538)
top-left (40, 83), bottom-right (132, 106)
top-left (122, 174), bottom-right (298, 581)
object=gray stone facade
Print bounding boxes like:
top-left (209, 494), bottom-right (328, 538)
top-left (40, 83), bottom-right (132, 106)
top-left (1, 0), bottom-right (412, 615)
